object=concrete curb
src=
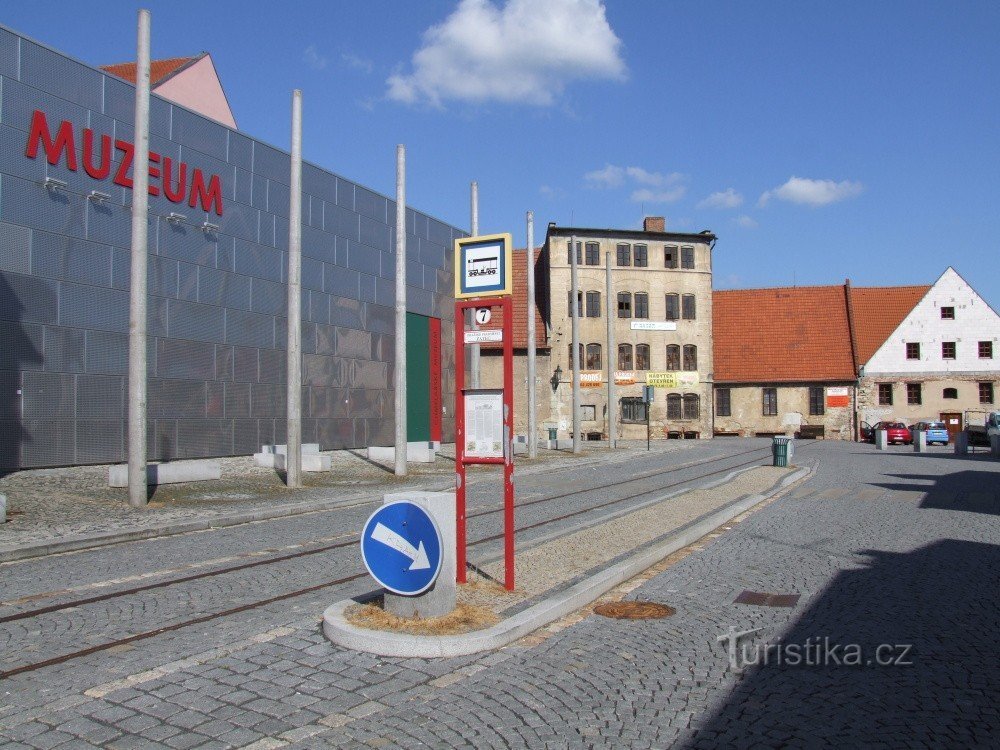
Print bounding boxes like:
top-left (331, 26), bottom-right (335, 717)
top-left (322, 466), bottom-right (810, 658)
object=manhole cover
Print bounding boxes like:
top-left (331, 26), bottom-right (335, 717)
top-left (734, 590), bottom-right (800, 608)
top-left (594, 601), bottom-right (675, 620)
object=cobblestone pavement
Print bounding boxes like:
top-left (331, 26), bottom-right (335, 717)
top-left (1, 440), bottom-right (996, 748)
top-left (0, 439), bottom-right (726, 555)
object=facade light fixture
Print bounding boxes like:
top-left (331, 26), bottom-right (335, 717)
top-left (167, 212), bottom-right (187, 224)
top-left (551, 364), bottom-right (563, 392)
top-left (201, 221), bottom-right (219, 234)
top-left (43, 176), bottom-right (68, 191)
top-left (88, 190), bottom-right (111, 203)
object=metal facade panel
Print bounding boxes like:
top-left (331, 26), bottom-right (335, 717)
top-left (177, 260), bottom-right (198, 302)
top-left (232, 346), bottom-right (257, 382)
top-left (167, 298), bottom-right (225, 343)
top-left (20, 419), bottom-right (75, 467)
top-left (251, 382), bottom-right (284, 417)
top-left (31, 231), bottom-right (112, 286)
top-left (325, 265), bottom-right (360, 299)
top-left (76, 374), bottom-right (123, 419)
top-left (224, 381), bottom-right (251, 418)
top-left (148, 379), bottom-right (205, 419)
top-left (171, 107), bottom-right (228, 162)
top-left (60, 280), bottom-right (127, 331)
top-left (157, 338), bottom-right (215, 380)
top-left (0, 27), bottom-right (18, 79)
top-left (0, 318), bottom-right (42, 371)
top-left (250, 276), bottom-right (285, 315)
top-left (234, 239), bottom-right (282, 281)
top-left (21, 370), bottom-right (74, 418)
top-left (225, 308), bottom-right (273, 348)
top-left (330, 296), bottom-right (363, 329)
top-left (199, 266), bottom-right (251, 310)
top-left (84, 330), bottom-right (127, 374)
top-left (75, 418), bottom-right (123, 464)
top-left (43, 325), bottom-right (84, 373)
top-left (176, 418), bottom-right (232, 458)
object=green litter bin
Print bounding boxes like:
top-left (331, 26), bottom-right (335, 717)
top-left (772, 436), bottom-right (792, 467)
top-left (547, 427), bottom-right (558, 441)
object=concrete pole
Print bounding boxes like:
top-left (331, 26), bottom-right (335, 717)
top-left (526, 211), bottom-right (537, 458)
top-left (606, 251), bottom-right (616, 449)
top-left (469, 181), bottom-right (480, 389)
top-left (394, 145), bottom-right (408, 476)
top-left (285, 89), bottom-right (303, 488)
top-left (127, 9), bottom-right (151, 508)
top-left (570, 235), bottom-right (581, 453)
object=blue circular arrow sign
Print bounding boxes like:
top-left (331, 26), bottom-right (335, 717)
top-left (360, 501), bottom-right (443, 596)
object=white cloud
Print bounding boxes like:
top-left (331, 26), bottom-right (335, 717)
top-left (734, 214), bottom-right (757, 228)
top-left (342, 52), bottom-right (374, 74)
top-left (387, 0), bottom-right (626, 106)
top-left (584, 164), bottom-right (625, 188)
top-left (631, 186), bottom-right (686, 204)
top-left (625, 166), bottom-right (682, 187)
top-left (759, 176), bottom-right (863, 207)
top-left (303, 45), bottom-right (328, 71)
top-left (697, 188), bottom-right (743, 210)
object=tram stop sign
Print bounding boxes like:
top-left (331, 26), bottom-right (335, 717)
top-left (361, 501), bottom-right (443, 596)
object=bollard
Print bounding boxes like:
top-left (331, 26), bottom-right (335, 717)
top-left (875, 430), bottom-right (888, 450)
top-left (0, 493), bottom-right (6, 523)
top-left (954, 432), bottom-right (968, 455)
top-left (913, 430), bottom-right (928, 453)
top-left (991, 434), bottom-right (1000, 459)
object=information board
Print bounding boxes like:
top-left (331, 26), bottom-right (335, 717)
top-left (463, 389), bottom-right (504, 458)
top-left (454, 234), bottom-right (513, 299)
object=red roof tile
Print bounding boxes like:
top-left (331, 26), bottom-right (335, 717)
top-left (479, 248), bottom-right (548, 350)
top-left (713, 285), bottom-right (856, 383)
top-left (101, 55), bottom-right (202, 86)
top-left (847, 285), bottom-right (929, 365)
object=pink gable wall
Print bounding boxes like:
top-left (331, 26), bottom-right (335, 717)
top-left (154, 54), bottom-right (236, 129)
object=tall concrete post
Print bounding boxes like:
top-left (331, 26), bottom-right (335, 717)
top-left (394, 146), bottom-right (408, 476)
top-left (285, 89), bottom-right (303, 488)
top-left (570, 235), bottom-right (581, 453)
top-left (526, 210), bottom-right (537, 458)
top-left (605, 251), bottom-right (616, 449)
top-left (469, 181), bottom-right (480, 389)
top-left (127, 9), bottom-right (151, 508)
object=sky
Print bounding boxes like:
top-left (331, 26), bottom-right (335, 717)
top-left (5, 1), bottom-right (999, 308)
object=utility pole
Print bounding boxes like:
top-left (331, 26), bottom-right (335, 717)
top-left (469, 181), bottom-right (480, 389)
top-left (605, 251), bottom-right (616, 449)
top-left (526, 210), bottom-right (537, 458)
top-left (394, 145), bottom-right (407, 476)
top-left (285, 89), bottom-right (303, 488)
top-left (127, 8), bottom-right (151, 508)
top-left (570, 235), bottom-right (581, 453)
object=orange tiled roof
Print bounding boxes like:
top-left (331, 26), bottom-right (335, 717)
top-left (101, 54), bottom-right (202, 86)
top-left (479, 248), bottom-right (548, 350)
top-left (848, 285), bottom-right (929, 365)
top-left (713, 285), bottom-right (856, 383)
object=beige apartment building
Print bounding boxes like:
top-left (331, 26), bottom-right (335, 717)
top-left (544, 218), bottom-right (716, 441)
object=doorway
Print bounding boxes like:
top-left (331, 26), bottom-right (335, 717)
top-left (939, 412), bottom-right (963, 441)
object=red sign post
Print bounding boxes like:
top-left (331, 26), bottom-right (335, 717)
top-left (454, 297), bottom-right (515, 591)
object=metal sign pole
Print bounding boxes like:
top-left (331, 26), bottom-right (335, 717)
top-left (502, 295), bottom-right (515, 591)
top-left (285, 89), bottom-right (303, 488)
top-left (454, 303), bottom-right (467, 584)
top-left (526, 211), bottom-right (537, 459)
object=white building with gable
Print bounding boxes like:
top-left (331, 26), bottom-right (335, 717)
top-left (858, 267), bottom-right (1000, 434)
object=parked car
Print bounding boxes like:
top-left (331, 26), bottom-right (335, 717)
top-left (866, 421), bottom-right (912, 445)
top-left (911, 420), bottom-right (949, 445)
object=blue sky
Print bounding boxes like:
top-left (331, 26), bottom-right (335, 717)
top-left (6, 1), bottom-right (999, 308)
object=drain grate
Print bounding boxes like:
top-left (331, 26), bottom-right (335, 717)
top-left (594, 601), bottom-right (675, 620)
top-left (734, 590), bottom-right (800, 608)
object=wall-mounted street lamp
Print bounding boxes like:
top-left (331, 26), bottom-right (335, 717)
top-left (88, 190), bottom-right (111, 204)
top-left (550, 364), bottom-right (563, 392)
top-left (166, 212), bottom-right (186, 224)
top-left (201, 220), bottom-right (219, 234)
top-left (43, 176), bottom-right (68, 192)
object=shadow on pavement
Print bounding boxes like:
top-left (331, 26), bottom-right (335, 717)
top-left (681, 539), bottom-right (999, 747)
top-left (869, 471), bottom-right (1000, 516)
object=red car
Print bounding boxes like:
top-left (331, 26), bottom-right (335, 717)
top-left (865, 421), bottom-right (912, 445)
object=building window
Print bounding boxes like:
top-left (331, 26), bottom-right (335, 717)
top-left (616, 243), bottom-right (631, 266)
top-left (683, 394), bottom-right (700, 420)
top-left (682, 344), bottom-right (697, 371)
top-left (634, 292), bottom-right (649, 319)
top-left (567, 290), bottom-right (583, 317)
top-left (665, 293), bottom-right (679, 321)
top-left (585, 291), bottom-right (601, 318)
top-left (567, 240), bottom-right (582, 265)
top-left (980, 382), bottom-right (995, 404)
top-left (980, 341), bottom-right (994, 359)
top-left (664, 245), bottom-right (678, 268)
top-left (665, 345), bottom-right (680, 371)
top-left (585, 242), bottom-right (600, 266)
top-left (943, 388), bottom-right (958, 399)
top-left (809, 386), bottom-right (825, 416)
top-left (763, 387), bottom-right (778, 416)
top-left (636, 344), bottom-right (650, 370)
top-left (941, 306), bottom-right (954, 319)
top-left (907, 383), bottom-right (922, 405)
top-left (618, 344), bottom-right (633, 370)
top-left (681, 246), bottom-right (695, 269)
top-left (581, 404), bottom-right (596, 421)
top-left (906, 342), bottom-right (920, 360)
top-left (681, 294), bottom-right (696, 320)
top-left (716, 388), bottom-right (731, 417)
top-left (634, 244), bottom-right (648, 267)
top-left (585, 343), bottom-right (602, 370)
top-left (878, 383), bottom-right (893, 406)
top-left (666, 393), bottom-right (682, 420)
top-left (942, 341), bottom-right (956, 359)
top-left (568, 343), bottom-right (583, 369)
top-left (617, 292), bottom-right (632, 318)
top-left (621, 397), bottom-right (647, 423)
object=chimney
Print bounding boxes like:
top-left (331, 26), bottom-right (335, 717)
top-left (643, 216), bottom-right (665, 233)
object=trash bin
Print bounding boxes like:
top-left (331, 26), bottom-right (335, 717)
top-left (547, 427), bottom-right (558, 441)
top-left (772, 436), bottom-right (791, 467)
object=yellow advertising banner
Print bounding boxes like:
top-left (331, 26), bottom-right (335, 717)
top-left (644, 372), bottom-right (700, 388)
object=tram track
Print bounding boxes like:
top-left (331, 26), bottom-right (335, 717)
top-left (0, 443), bottom-right (798, 679)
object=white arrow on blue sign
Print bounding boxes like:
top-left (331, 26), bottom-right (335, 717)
top-left (361, 500), bottom-right (444, 596)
